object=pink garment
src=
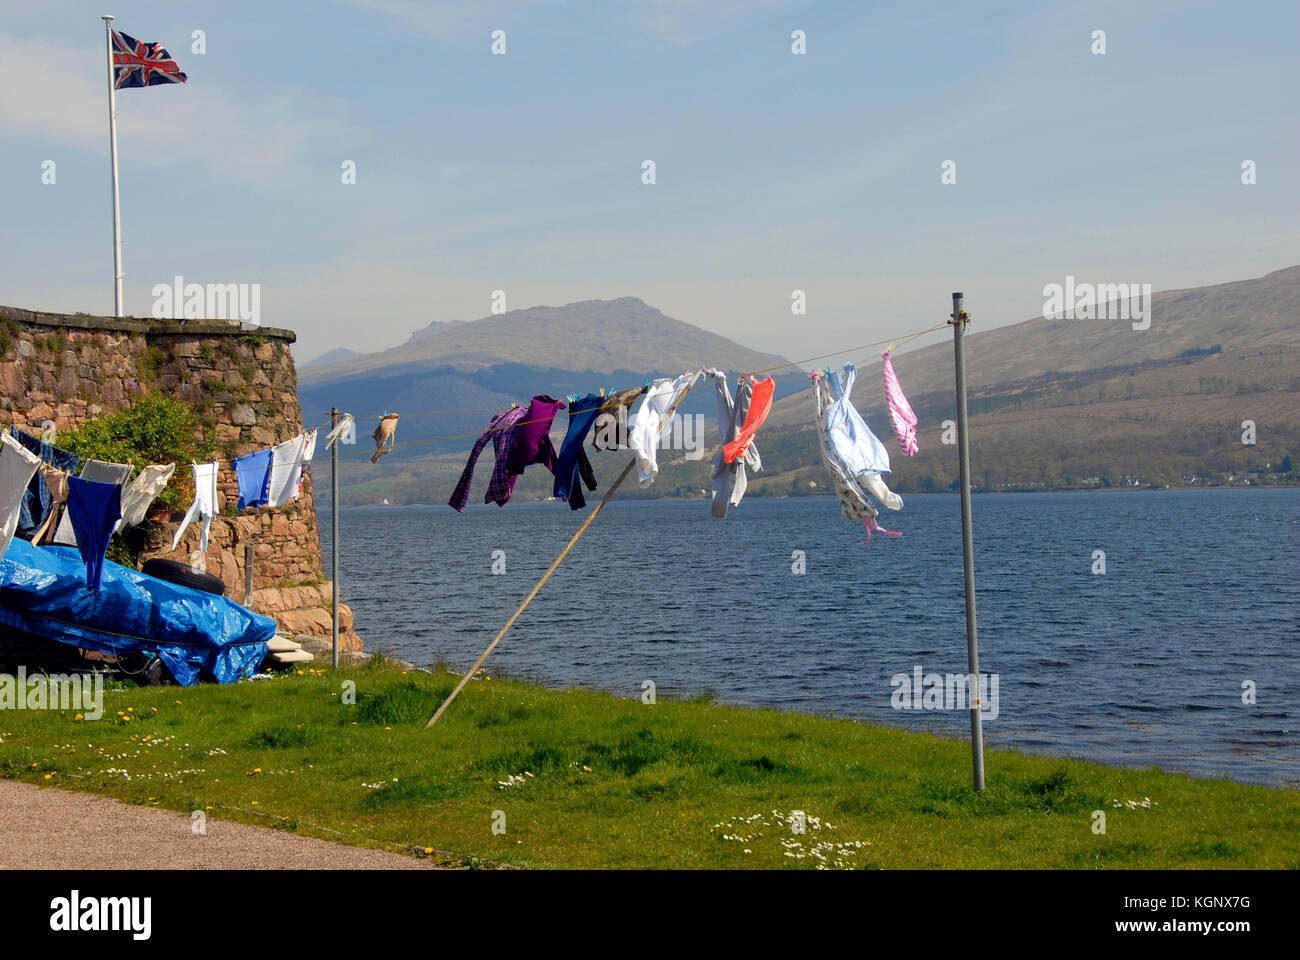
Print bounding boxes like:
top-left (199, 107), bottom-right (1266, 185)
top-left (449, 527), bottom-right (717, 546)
top-left (881, 351), bottom-right (918, 456)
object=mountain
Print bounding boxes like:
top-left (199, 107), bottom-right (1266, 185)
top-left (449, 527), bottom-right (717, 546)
top-left (298, 297), bottom-right (803, 464)
top-left (299, 347), bottom-right (359, 368)
top-left (301, 297), bottom-right (792, 382)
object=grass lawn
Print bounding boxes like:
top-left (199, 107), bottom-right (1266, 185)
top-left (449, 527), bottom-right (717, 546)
top-left (1, 656), bottom-right (1295, 869)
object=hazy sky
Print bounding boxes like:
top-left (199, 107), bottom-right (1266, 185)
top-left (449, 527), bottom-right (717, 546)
top-left (2, 0), bottom-right (1296, 364)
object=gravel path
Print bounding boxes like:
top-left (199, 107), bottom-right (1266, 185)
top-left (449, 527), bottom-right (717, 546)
top-left (0, 780), bottom-right (439, 869)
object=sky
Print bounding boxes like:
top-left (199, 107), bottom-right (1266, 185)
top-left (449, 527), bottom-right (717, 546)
top-left (1, 0), bottom-right (1297, 365)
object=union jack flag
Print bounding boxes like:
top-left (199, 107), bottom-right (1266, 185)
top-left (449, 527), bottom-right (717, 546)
top-left (111, 29), bottom-right (187, 89)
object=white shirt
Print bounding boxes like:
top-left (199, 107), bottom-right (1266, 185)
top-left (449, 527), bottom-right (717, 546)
top-left (172, 461), bottom-right (219, 552)
top-left (627, 373), bottom-right (698, 488)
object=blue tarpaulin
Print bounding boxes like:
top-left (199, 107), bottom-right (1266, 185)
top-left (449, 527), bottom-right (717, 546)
top-left (0, 538), bottom-right (273, 685)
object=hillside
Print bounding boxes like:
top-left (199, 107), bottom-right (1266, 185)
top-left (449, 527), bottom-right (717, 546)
top-left (744, 265), bottom-right (1300, 496)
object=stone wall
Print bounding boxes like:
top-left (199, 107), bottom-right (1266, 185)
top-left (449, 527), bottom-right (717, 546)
top-left (0, 305), bottom-right (360, 652)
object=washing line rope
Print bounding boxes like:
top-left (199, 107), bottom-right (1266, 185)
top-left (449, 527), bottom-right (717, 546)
top-left (326, 320), bottom-right (947, 462)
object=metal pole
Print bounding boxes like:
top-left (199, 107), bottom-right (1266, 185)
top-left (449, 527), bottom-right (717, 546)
top-left (330, 406), bottom-right (340, 669)
top-left (244, 542), bottom-right (254, 606)
top-left (102, 15), bottom-right (123, 318)
top-left (951, 292), bottom-right (986, 791)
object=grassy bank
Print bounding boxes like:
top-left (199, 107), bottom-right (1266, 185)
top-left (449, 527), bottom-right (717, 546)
top-left (1, 658), bottom-right (1295, 869)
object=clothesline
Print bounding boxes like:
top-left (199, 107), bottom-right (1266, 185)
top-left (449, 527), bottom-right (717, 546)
top-left (324, 320), bottom-right (947, 462)
top-left (321, 321), bottom-right (948, 423)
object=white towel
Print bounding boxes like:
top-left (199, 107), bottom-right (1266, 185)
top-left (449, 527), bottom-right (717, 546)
top-left (0, 433), bottom-right (43, 559)
top-left (266, 431), bottom-right (314, 508)
top-left (118, 463), bottom-right (176, 529)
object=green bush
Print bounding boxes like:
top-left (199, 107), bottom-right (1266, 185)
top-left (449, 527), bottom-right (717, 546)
top-left (59, 393), bottom-right (202, 512)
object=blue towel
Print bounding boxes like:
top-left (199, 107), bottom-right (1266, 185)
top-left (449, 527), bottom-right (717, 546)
top-left (65, 476), bottom-right (122, 593)
top-left (233, 447), bottom-right (273, 510)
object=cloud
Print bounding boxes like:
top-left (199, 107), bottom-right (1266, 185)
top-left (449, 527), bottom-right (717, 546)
top-left (0, 31), bottom-right (361, 181)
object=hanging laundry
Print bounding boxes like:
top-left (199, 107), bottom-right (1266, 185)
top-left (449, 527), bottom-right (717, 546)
top-left (721, 375), bottom-right (775, 464)
top-left (448, 405), bottom-right (528, 512)
top-left (117, 463), bottom-right (176, 528)
top-left (39, 463), bottom-right (71, 505)
top-left (823, 364), bottom-right (903, 511)
top-left (708, 371), bottom-right (762, 519)
top-left (371, 414), bottom-right (400, 463)
top-left (506, 395), bottom-right (564, 477)
top-left (52, 459), bottom-right (134, 546)
top-left (819, 365), bottom-right (903, 514)
top-left (32, 463), bottom-right (72, 543)
top-left (297, 428), bottom-right (317, 498)
top-left (810, 372), bottom-right (879, 528)
top-left (65, 476), bottom-right (122, 592)
top-left (233, 448), bottom-right (273, 510)
top-left (628, 373), bottom-right (698, 488)
top-left (172, 461), bottom-right (219, 552)
top-left (265, 431), bottom-right (312, 508)
top-left (12, 428), bottom-right (80, 539)
top-left (553, 393), bottom-right (601, 510)
top-left (825, 363), bottom-right (892, 477)
top-left (591, 387), bottom-right (644, 452)
top-left (0, 433), bottom-right (43, 559)
top-left (882, 351), bottom-right (919, 456)
top-left (859, 471), bottom-right (903, 511)
top-left (324, 413), bottom-right (356, 449)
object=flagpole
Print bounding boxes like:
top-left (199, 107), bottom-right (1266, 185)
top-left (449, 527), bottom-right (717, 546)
top-left (102, 14), bottom-right (123, 318)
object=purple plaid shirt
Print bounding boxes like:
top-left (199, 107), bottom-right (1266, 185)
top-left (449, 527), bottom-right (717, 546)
top-left (448, 405), bottom-right (529, 512)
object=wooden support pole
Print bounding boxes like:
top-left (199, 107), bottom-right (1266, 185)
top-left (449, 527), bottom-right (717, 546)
top-left (426, 373), bottom-right (701, 728)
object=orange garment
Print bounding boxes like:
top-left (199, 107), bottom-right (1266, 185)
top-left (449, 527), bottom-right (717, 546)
top-left (722, 375), bottom-right (775, 464)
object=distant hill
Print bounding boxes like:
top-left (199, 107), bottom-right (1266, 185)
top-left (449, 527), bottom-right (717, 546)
top-left (299, 347), bottom-right (360, 368)
top-left (299, 297), bottom-right (803, 472)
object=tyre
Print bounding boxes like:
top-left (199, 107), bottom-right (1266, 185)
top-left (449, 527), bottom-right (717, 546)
top-left (141, 558), bottom-right (226, 596)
